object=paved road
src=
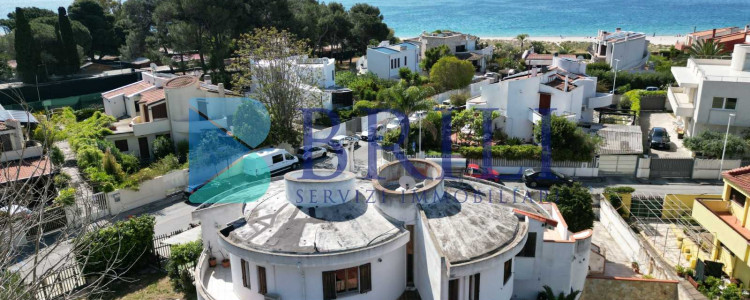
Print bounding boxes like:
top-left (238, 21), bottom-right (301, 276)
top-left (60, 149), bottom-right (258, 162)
top-left (502, 177), bottom-right (723, 197)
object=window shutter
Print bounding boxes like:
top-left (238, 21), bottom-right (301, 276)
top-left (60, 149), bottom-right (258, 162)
top-left (257, 266), bottom-right (267, 295)
top-left (240, 259), bottom-right (248, 288)
top-left (359, 263), bottom-right (372, 293)
top-left (322, 271), bottom-right (337, 300)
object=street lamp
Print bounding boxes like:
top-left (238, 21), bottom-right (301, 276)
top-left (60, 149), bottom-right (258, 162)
top-left (611, 59), bottom-right (620, 94)
top-left (719, 113), bottom-right (736, 180)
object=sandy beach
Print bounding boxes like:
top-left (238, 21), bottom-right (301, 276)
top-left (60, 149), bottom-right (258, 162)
top-left (482, 35), bottom-right (680, 46)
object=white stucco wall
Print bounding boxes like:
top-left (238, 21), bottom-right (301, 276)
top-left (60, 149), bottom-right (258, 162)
top-left (228, 243), bottom-right (406, 300)
top-left (607, 37), bottom-right (648, 70)
top-left (192, 202), bottom-right (244, 256)
top-left (106, 169), bottom-right (188, 215)
top-left (416, 212), bottom-right (444, 300)
top-left (690, 80), bottom-right (750, 136)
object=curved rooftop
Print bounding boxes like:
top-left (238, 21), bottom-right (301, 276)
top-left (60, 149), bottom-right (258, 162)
top-left (165, 76), bottom-right (198, 88)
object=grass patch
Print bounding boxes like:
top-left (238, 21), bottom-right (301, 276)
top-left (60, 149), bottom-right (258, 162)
top-left (100, 272), bottom-right (196, 300)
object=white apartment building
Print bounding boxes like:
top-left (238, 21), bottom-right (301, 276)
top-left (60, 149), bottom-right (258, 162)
top-left (416, 31), bottom-right (494, 72)
top-left (468, 55), bottom-right (613, 140)
top-left (192, 159), bottom-right (592, 300)
top-left (669, 44), bottom-right (750, 137)
top-left (592, 28), bottom-right (649, 70)
top-left (102, 72), bottom-right (239, 161)
top-left (361, 41), bottom-right (421, 79)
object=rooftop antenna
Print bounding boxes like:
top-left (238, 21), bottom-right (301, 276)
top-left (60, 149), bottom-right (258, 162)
top-left (149, 63), bottom-right (157, 74)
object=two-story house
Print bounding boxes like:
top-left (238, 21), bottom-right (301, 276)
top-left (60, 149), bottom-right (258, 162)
top-left (592, 28), bottom-right (649, 71)
top-left (102, 72), bottom-right (239, 161)
top-left (467, 55), bottom-right (613, 140)
top-left (668, 44), bottom-right (750, 137)
top-left (691, 165), bottom-right (750, 286)
top-left (360, 41), bottom-right (421, 79)
top-left (415, 30), bottom-right (494, 72)
top-left (675, 26), bottom-right (749, 53)
top-left (0, 111), bottom-right (52, 191)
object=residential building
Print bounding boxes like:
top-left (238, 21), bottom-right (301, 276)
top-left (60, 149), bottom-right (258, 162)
top-left (467, 55), bottom-right (613, 140)
top-left (415, 30), bottom-right (494, 72)
top-left (102, 72), bottom-right (239, 160)
top-left (591, 28), bottom-right (649, 70)
top-left (296, 56), bottom-right (336, 88)
top-left (675, 26), bottom-right (748, 52)
top-left (523, 51), bottom-right (577, 69)
top-left (668, 44), bottom-right (750, 137)
top-left (690, 165), bottom-right (750, 286)
top-left (192, 160), bottom-right (592, 300)
top-left (360, 41), bottom-right (420, 79)
top-left (0, 111), bottom-right (52, 197)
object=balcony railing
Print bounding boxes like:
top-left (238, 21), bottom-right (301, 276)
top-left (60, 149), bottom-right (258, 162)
top-left (692, 199), bottom-right (750, 258)
top-left (132, 118), bottom-right (171, 136)
top-left (588, 93), bottom-right (614, 109)
top-left (667, 87), bottom-right (694, 117)
top-left (1, 141), bottom-right (44, 162)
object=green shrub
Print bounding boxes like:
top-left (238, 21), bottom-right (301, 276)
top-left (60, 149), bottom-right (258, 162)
top-left (53, 173), bottom-right (71, 189)
top-left (533, 115), bottom-right (600, 161)
top-left (176, 140), bottom-right (190, 163)
top-left (586, 61), bottom-right (611, 72)
top-left (74, 108), bottom-right (101, 121)
top-left (152, 136), bottom-right (174, 160)
top-left (548, 183), bottom-right (595, 232)
top-left (450, 93), bottom-right (469, 107)
top-left (167, 240), bottom-right (202, 291)
top-left (459, 145), bottom-right (542, 160)
top-left (76, 146), bottom-right (103, 170)
top-left (50, 145), bottom-right (65, 166)
top-left (101, 148), bottom-right (124, 181)
top-left (119, 154), bottom-right (140, 174)
top-left (604, 186), bottom-right (635, 194)
top-left (55, 187), bottom-right (76, 206)
top-left (75, 215), bottom-right (155, 275)
top-left (684, 130), bottom-right (748, 158)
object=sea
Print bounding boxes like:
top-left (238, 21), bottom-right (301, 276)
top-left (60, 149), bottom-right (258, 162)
top-left (3, 0), bottom-right (750, 37)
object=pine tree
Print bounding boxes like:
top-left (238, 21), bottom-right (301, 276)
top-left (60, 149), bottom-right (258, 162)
top-left (58, 7), bottom-right (79, 75)
top-left (13, 8), bottom-right (42, 83)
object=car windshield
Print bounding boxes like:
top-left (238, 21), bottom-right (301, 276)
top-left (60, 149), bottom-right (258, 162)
top-left (552, 170), bottom-right (565, 179)
top-left (389, 119), bottom-right (400, 125)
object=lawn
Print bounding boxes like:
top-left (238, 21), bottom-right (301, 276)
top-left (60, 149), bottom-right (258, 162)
top-left (98, 272), bottom-right (196, 300)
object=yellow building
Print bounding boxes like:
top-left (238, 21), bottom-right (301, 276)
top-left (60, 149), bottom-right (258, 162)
top-left (691, 166), bottom-right (750, 286)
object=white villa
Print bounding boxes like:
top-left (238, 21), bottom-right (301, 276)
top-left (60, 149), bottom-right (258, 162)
top-left (102, 72), bottom-right (239, 160)
top-left (415, 31), bottom-right (494, 72)
top-left (467, 55), bottom-right (613, 140)
top-left (192, 159), bottom-right (592, 300)
top-left (592, 29), bottom-right (649, 71)
top-left (360, 41), bottom-right (421, 79)
top-left (669, 44), bottom-right (750, 137)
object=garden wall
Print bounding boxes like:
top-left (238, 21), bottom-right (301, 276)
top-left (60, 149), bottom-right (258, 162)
top-left (692, 158), bottom-right (742, 179)
top-left (106, 169), bottom-right (188, 215)
top-left (582, 276), bottom-right (678, 300)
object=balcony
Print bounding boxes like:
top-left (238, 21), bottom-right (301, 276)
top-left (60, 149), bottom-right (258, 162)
top-left (588, 93), bottom-right (614, 109)
top-left (1, 141), bottom-right (43, 162)
top-left (692, 199), bottom-right (750, 259)
top-left (667, 87), bottom-right (695, 117)
top-left (528, 108), bottom-right (577, 124)
top-left (196, 251), bottom-right (239, 300)
top-left (132, 118), bottom-right (171, 136)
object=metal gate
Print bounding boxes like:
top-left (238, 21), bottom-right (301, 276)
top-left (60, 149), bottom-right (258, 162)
top-left (88, 192), bottom-right (110, 221)
top-left (650, 158), bottom-right (694, 178)
top-left (598, 155), bottom-right (637, 176)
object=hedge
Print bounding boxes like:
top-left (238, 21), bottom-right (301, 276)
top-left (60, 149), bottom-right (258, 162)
top-left (75, 215), bottom-right (155, 275)
top-left (621, 89), bottom-right (667, 116)
top-left (167, 240), bottom-right (202, 291)
top-left (458, 145), bottom-right (541, 160)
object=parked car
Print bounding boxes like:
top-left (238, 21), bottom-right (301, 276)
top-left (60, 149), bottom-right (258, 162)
top-left (327, 135), bottom-right (360, 152)
top-left (522, 168), bottom-right (574, 188)
top-left (645, 86), bottom-right (659, 91)
top-left (296, 146), bottom-right (327, 161)
top-left (409, 111), bottom-right (428, 124)
top-left (386, 118), bottom-right (402, 131)
top-left (460, 124), bottom-right (473, 135)
top-left (242, 148), bottom-right (299, 176)
top-left (465, 164), bottom-right (503, 184)
top-left (648, 127), bottom-right (671, 150)
top-left (359, 124), bottom-right (384, 141)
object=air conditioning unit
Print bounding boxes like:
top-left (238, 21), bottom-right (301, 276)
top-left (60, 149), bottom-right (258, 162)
top-left (264, 294), bottom-right (281, 300)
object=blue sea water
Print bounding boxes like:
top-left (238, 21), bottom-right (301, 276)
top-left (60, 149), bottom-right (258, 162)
top-left (3, 0), bottom-right (750, 37)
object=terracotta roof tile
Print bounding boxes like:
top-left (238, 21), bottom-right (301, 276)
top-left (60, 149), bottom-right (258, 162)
top-left (0, 157), bottom-right (53, 184)
top-left (165, 76), bottom-right (198, 88)
top-left (723, 165), bottom-right (750, 192)
top-left (102, 81), bottom-right (153, 99)
top-left (545, 73), bottom-right (578, 91)
top-left (139, 88), bottom-right (165, 105)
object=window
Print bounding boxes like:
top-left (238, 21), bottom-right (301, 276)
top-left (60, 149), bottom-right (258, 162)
top-left (404, 56), bottom-right (407, 66)
top-left (448, 279), bottom-right (459, 300)
top-left (712, 97), bottom-right (738, 110)
top-left (503, 259), bottom-right (512, 284)
top-left (398, 58), bottom-right (401, 67)
top-left (284, 153), bottom-right (294, 161)
top-left (518, 232), bottom-right (537, 257)
top-left (0, 134), bottom-right (11, 151)
top-left (322, 264), bottom-right (371, 299)
top-left (257, 266), bottom-right (267, 294)
top-left (240, 259), bottom-right (250, 288)
top-left (730, 187), bottom-right (747, 207)
top-left (469, 273), bottom-right (480, 300)
top-left (114, 140), bottom-right (129, 153)
top-left (272, 154), bottom-right (283, 164)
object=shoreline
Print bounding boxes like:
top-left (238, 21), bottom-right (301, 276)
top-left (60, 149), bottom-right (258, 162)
top-left (402, 35), bottom-right (681, 46)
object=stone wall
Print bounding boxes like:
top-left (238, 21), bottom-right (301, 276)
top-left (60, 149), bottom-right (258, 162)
top-left (582, 276), bottom-right (678, 300)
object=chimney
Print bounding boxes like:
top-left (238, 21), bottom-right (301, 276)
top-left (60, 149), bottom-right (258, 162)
top-left (564, 75), bottom-right (569, 92)
top-left (615, 28), bottom-right (621, 32)
top-left (745, 25), bottom-right (749, 33)
top-left (204, 74), bottom-right (212, 85)
top-left (712, 28), bottom-right (717, 38)
top-left (218, 83), bottom-right (225, 98)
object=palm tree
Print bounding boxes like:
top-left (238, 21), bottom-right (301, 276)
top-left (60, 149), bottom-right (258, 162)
top-left (516, 33), bottom-right (530, 49)
top-left (382, 84), bottom-right (435, 153)
top-left (539, 285), bottom-right (581, 300)
top-left (690, 39), bottom-right (726, 57)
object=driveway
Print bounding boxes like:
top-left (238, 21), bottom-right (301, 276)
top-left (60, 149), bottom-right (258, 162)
top-left (640, 112), bottom-right (693, 158)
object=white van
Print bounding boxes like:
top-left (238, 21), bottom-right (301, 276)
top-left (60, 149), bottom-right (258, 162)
top-left (243, 148), bottom-right (299, 176)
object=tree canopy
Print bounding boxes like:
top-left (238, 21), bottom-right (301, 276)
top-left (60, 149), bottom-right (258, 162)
top-left (548, 183), bottom-right (595, 232)
top-left (429, 56), bottom-right (474, 91)
top-left (684, 130), bottom-right (747, 158)
top-left (533, 114), bottom-right (600, 161)
top-left (421, 44), bottom-right (452, 71)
